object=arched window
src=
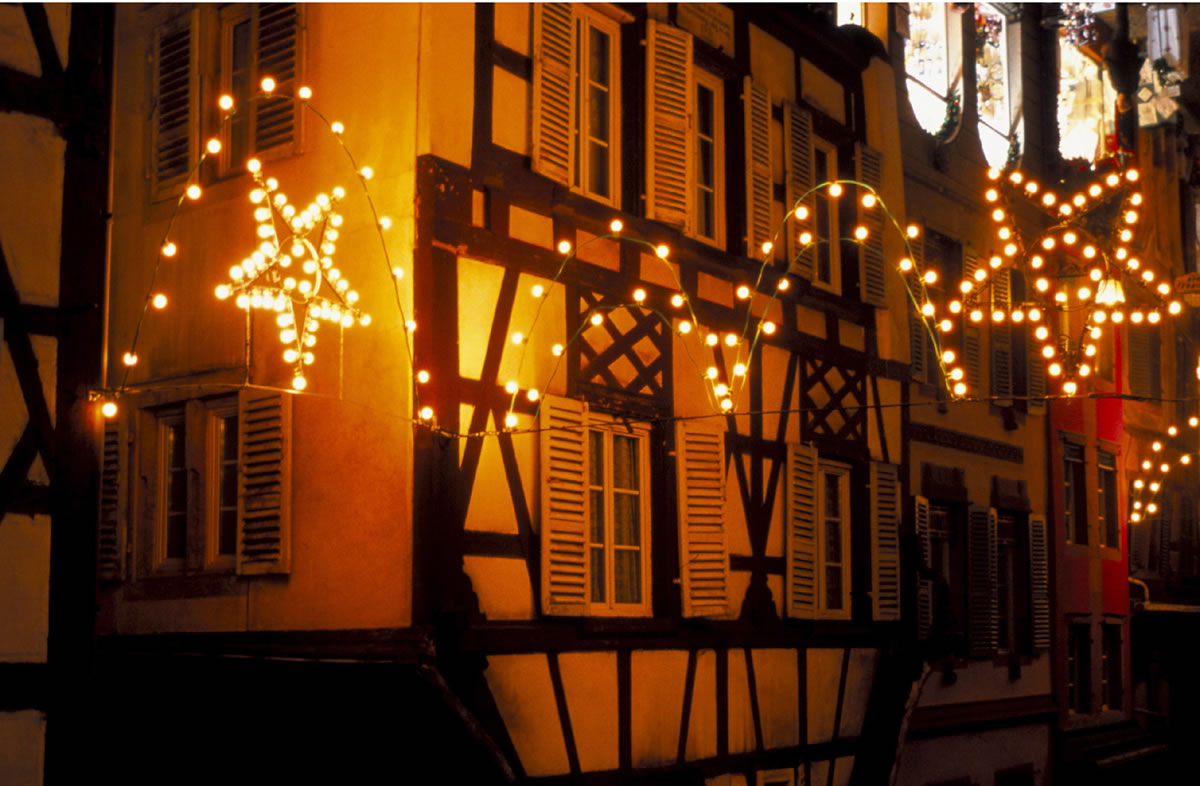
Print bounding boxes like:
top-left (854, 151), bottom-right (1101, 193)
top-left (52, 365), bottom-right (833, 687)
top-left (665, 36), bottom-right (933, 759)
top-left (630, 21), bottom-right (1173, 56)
top-left (976, 4), bottom-right (1016, 167)
top-left (1057, 32), bottom-right (1115, 161)
top-left (905, 2), bottom-right (954, 135)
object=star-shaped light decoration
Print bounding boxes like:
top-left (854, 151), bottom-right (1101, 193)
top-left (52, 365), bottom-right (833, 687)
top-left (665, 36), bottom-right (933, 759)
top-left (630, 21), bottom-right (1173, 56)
top-left (215, 158), bottom-right (370, 391)
top-left (954, 163), bottom-right (1181, 396)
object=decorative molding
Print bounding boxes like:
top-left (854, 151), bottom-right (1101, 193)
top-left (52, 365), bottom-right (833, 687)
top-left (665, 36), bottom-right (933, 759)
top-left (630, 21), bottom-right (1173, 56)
top-left (909, 421), bottom-right (1024, 463)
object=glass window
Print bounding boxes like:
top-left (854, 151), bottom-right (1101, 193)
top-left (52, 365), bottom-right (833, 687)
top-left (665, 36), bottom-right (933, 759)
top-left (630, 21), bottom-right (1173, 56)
top-left (928, 503), bottom-right (965, 635)
top-left (694, 69), bottom-right (725, 247)
top-left (214, 413), bottom-right (239, 558)
top-left (1102, 623), bottom-right (1122, 710)
top-left (812, 140), bottom-right (840, 292)
top-left (819, 462), bottom-right (851, 616)
top-left (836, 3), bottom-right (865, 27)
top-left (1064, 443), bottom-right (1088, 544)
top-left (976, 4), bottom-right (1014, 167)
top-left (1068, 622), bottom-right (1092, 713)
top-left (996, 513), bottom-right (1032, 654)
top-left (1058, 32), bottom-right (1115, 161)
top-left (587, 418), bottom-right (650, 614)
top-left (1098, 451), bottom-right (1118, 548)
top-left (162, 414), bottom-right (187, 563)
top-left (573, 14), bottom-right (618, 202)
top-left (905, 2), bottom-right (953, 134)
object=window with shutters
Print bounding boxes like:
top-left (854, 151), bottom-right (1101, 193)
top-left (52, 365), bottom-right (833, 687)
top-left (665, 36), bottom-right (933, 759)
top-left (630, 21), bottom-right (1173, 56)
top-left (812, 139), bottom-right (840, 293)
top-left (927, 502), bottom-right (966, 638)
top-left (1127, 323), bottom-right (1162, 400)
top-left (1101, 622), bottom-right (1122, 710)
top-left (694, 69), bottom-right (725, 247)
top-left (532, 4), bottom-right (621, 205)
top-left (587, 415), bottom-right (652, 616)
top-left (217, 4), bottom-right (301, 175)
top-left (818, 461), bottom-right (851, 617)
top-left (1064, 441), bottom-right (1088, 545)
top-left (1098, 450), bottom-right (1119, 548)
top-left (151, 12), bottom-right (196, 199)
top-left (995, 512), bottom-right (1032, 656)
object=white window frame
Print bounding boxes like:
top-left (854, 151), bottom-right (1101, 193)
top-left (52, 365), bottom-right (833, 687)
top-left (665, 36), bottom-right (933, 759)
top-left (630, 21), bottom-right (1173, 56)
top-left (693, 68), bottom-right (726, 249)
top-left (206, 399), bottom-right (240, 570)
top-left (817, 460), bottom-right (851, 619)
top-left (572, 7), bottom-right (622, 206)
top-left (156, 408), bottom-right (188, 572)
top-left (811, 137), bottom-right (841, 295)
top-left (587, 414), bottom-right (652, 617)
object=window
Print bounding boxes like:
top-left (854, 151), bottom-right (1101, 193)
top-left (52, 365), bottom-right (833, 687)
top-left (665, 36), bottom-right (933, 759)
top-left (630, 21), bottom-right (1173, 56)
top-left (996, 513), bottom-right (1031, 655)
top-left (211, 406), bottom-right (240, 566)
top-left (159, 410), bottom-right (188, 568)
top-left (1058, 32), bottom-right (1115, 161)
top-left (694, 70), bottom-right (725, 247)
top-left (1064, 442), bottom-right (1088, 544)
top-left (1067, 622), bottom-right (1092, 714)
top-left (975, 4), bottom-right (1016, 168)
top-left (811, 140), bottom-right (841, 292)
top-left (1098, 450), bottom-right (1119, 548)
top-left (928, 502), bottom-right (966, 633)
top-left (217, 4), bottom-right (301, 175)
top-left (819, 462), bottom-right (851, 616)
top-left (1101, 622), bottom-right (1122, 710)
top-left (587, 416), bottom-right (651, 616)
top-left (905, 2), bottom-right (955, 135)
top-left (532, 5), bottom-right (621, 205)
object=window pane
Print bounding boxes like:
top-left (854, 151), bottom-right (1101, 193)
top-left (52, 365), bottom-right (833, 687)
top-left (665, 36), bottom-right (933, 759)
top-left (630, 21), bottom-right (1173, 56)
top-left (217, 414), bottom-right (239, 556)
top-left (614, 548), bottom-right (641, 603)
top-left (824, 473), bottom-right (841, 520)
top-left (612, 434), bottom-right (638, 491)
top-left (697, 84), bottom-right (713, 137)
top-left (165, 422), bottom-right (186, 560)
top-left (590, 490), bottom-right (605, 543)
top-left (588, 140), bottom-right (609, 197)
top-left (613, 492), bottom-right (639, 546)
top-left (220, 415), bottom-right (239, 461)
top-left (589, 27), bottom-right (609, 86)
top-left (975, 5), bottom-right (1008, 136)
top-left (905, 2), bottom-right (950, 134)
top-left (589, 431), bottom-right (604, 485)
top-left (697, 190), bottom-right (714, 239)
top-left (698, 139), bottom-right (714, 189)
top-left (591, 546), bottom-right (606, 603)
top-left (219, 510), bottom-right (237, 557)
top-left (588, 85), bottom-right (609, 142)
top-left (826, 565), bottom-right (843, 609)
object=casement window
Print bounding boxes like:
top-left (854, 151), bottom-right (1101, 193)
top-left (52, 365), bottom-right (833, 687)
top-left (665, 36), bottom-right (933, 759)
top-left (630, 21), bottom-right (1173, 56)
top-left (1098, 450), bottom-right (1119, 548)
top-left (995, 512), bottom-right (1032, 655)
top-left (905, 2), bottom-right (955, 135)
top-left (916, 498), bottom-right (966, 638)
top-left (811, 139), bottom-right (841, 294)
top-left (644, 20), bottom-right (725, 247)
top-left (217, 3), bottom-right (302, 175)
top-left (1058, 31), bottom-right (1115, 162)
top-left (1128, 323), bottom-right (1162, 400)
top-left (1067, 622), bottom-right (1092, 713)
top-left (1101, 622), bottom-right (1122, 710)
top-left (587, 414), bottom-right (652, 616)
top-left (975, 4), bottom-right (1019, 168)
top-left (532, 3), bottom-right (621, 205)
top-left (96, 390), bottom-right (292, 580)
top-left (964, 504), bottom-right (1048, 656)
top-left (1064, 442), bottom-right (1088, 544)
top-left (786, 446), bottom-right (899, 622)
top-left (151, 11), bottom-right (197, 199)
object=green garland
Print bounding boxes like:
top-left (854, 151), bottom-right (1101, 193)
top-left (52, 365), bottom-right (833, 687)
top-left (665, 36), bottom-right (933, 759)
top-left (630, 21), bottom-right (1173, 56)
top-left (935, 89), bottom-right (961, 143)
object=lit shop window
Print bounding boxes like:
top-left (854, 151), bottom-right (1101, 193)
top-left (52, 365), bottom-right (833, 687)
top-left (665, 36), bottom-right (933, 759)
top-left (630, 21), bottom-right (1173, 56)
top-left (905, 2), bottom-right (955, 135)
top-left (1057, 32), bottom-right (1115, 161)
top-left (976, 4), bottom-right (1016, 167)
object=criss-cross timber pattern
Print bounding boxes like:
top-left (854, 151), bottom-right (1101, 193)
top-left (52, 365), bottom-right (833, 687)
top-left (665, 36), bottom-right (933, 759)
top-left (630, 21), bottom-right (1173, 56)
top-left (577, 289), bottom-right (669, 399)
top-left (800, 352), bottom-right (867, 444)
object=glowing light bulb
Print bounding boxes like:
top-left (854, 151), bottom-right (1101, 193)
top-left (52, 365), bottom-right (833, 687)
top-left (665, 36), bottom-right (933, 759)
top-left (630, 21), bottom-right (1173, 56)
top-left (706, 334), bottom-right (718, 347)
top-left (924, 270), bottom-right (938, 285)
top-left (1029, 308), bottom-right (1042, 322)
top-left (1063, 380), bottom-right (1078, 395)
top-left (152, 293), bottom-right (167, 309)
top-left (610, 219), bottom-right (623, 232)
top-left (260, 76), bottom-right (276, 93)
top-left (1127, 169), bottom-right (1140, 182)
top-left (906, 224), bottom-right (920, 239)
top-left (1170, 426), bottom-right (1179, 437)
top-left (777, 278), bottom-right (790, 291)
top-left (992, 310), bottom-right (1005, 323)
top-left (761, 241), bottom-right (773, 255)
top-left (706, 366), bottom-right (718, 379)
top-left (671, 294), bottom-right (685, 307)
top-left (854, 226), bottom-right (868, 240)
top-left (1084, 343), bottom-right (1097, 357)
top-left (970, 310), bottom-right (984, 322)
top-left (419, 406), bottom-right (434, 420)
top-left (511, 332), bottom-right (523, 345)
top-left (720, 398), bottom-right (734, 411)
top-left (950, 368), bottom-right (964, 380)
top-left (1079, 364), bottom-right (1091, 377)
top-left (1158, 283), bottom-right (1171, 296)
top-left (678, 320), bottom-right (692, 334)
top-left (379, 216), bottom-right (392, 230)
top-left (1042, 193), bottom-right (1056, 206)
top-left (724, 333), bottom-right (738, 347)
top-left (794, 205), bottom-right (809, 220)
top-left (557, 240), bottom-right (572, 254)
top-left (527, 389), bottom-right (540, 402)
top-left (861, 193), bottom-right (877, 208)
top-left (714, 383), bottom-right (729, 397)
top-left (1125, 210), bottom-right (1138, 224)
top-left (406, 319), bottom-right (417, 332)
top-left (206, 138), bottom-right (222, 154)
top-left (1111, 311), bottom-right (1124, 323)
top-left (986, 189), bottom-right (999, 202)
top-left (1011, 310), bottom-right (1025, 323)
top-left (800, 231), bottom-right (814, 246)
top-left (1048, 362), bottom-right (1062, 376)
top-left (1035, 326), bottom-right (1049, 341)
top-left (828, 183), bottom-right (843, 198)
top-left (1004, 243), bottom-right (1017, 257)
top-left (954, 382), bottom-right (967, 396)
top-left (1042, 345), bottom-right (1055, 359)
top-left (1148, 311), bottom-right (1161, 324)
top-left (590, 313), bottom-right (603, 326)
top-left (283, 349), bottom-right (299, 363)
top-left (922, 302), bottom-right (935, 317)
top-left (656, 244), bottom-right (669, 258)
top-left (298, 86), bottom-right (312, 100)
top-left (939, 319), bottom-right (952, 332)
top-left (1184, 455), bottom-right (1193, 465)
top-left (762, 321), bottom-right (776, 335)
top-left (942, 350), bottom-right (956, 364)
top-left (552, 343), bottom-right (564, 356)
top-left (1169, 301), bottom-right (1183, 315)
top-left (360, 166), bottom-right (374, 180)
top-left (733, 363), bottom-right (747, 377)
top-left (1042, 237), bottom-right (1056, 250)
top-left (1078, 287), bottom-right (1092, 301)
top-left (291, 374), bottom-right (307, 391)
top-left (992, 208), bottom-right (1005, 222)
top-left (899, 258), bottom-right (913, 272)
top-left (1063, 231), bottom-right (1077, 245)
top-left (331, 121), bottom-right (345, 135)
top-left (505, 413), bottom-right (519, 428)
top-left (101, 400), bottom-right (117, 418)
top-left (987, 168), bottom-right (1000, 180)
top-left (532, 284), bottom-right (545, 298)
top-left (998, 227), bottom-right (1012, 240)
top-left (736, 285), bottom-right (750, 300)
top-left (1131, 311), bottom-right (1144, 324)
top-left (950, 300), bottom-right (962, 314)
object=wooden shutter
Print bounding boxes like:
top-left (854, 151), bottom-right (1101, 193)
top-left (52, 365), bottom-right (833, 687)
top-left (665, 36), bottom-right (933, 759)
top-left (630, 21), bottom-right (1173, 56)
top-left (1027, 325), bottom-right (1046, 412)
top-left (254, 3), bottom-right (299, 153)
top-left (966, 505), bottom-right (998, 656)
top-left (743, 77), bottom-right (772, 258)
top-left (909, 224), bottom-right (928, 382)
top-left (539, 395), bottom-right (591, 615)
top-left (646, 19), bottom-right (693, 230)
top-left (871, 462), bottom-right (901, 621)
top-left (857, 143), bottom-right (886, 307)
top-left (1029, 514), bottom-right (1050, 651)
top-left (962, 255), bottom-right (983, 393)
top-left (153, 15), bottom-right (193, 192)
top-left (784, 101), bottom-right (814, 278)
top-left (532, 3), bottom-right (575, 185)
top-left (97, 418), bottom-right (128, 582)
top-left (914, 495), bottom-right (932, 638)
top-left (785, 443), bottom-right (819, 618)
top-left (1128, 324), bottom-right (1152, 398)
top-left (237, 389), bottom-right (292, 575)
top-left (675, 421), bottom-right (730, 618)
top-left (990, 269), bottom-right (1013, 401)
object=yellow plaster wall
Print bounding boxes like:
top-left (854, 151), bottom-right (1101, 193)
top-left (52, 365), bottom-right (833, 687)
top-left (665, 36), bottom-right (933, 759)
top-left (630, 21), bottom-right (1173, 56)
top-left (494, 3), bottom-right (530, 55)
top-left (807, 647), bottom-right (844, 743)
top-left (752, 648), bottom-right (800, 749)
top-left (463, 556), bottom-right (534, 619)
top-left (485, 653), bottom-right (571, 777)
top-left (749, 25), bottom-right (795, 103)
top-left (631, 649), bottom-right (689, 767)
top-left (416, 3), bottom-right (475, 166)
top-left (0, 113), bottom-right (63, 307)
top-left (0, 515), bottom-right (50, 662)
top-left (685, 648), bottom-right (718, 761)
top-left (560, 651), bottom-right (619, 771)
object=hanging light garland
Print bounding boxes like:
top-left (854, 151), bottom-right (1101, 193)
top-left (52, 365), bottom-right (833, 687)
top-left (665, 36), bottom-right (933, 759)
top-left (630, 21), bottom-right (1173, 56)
top-left (1128, 413), bottom-right (1200, 526)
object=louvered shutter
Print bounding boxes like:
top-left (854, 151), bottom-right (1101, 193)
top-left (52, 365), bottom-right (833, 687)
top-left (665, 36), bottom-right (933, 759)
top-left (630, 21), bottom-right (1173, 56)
top-left (532, 3), bottom-right (575, 185)
top-left (675, 421), bottom-right (730, 618)
top-left (539, 395), bottom-right (591, 615)
top-left (1128, 324), bottom-right (1152, 398)
top-left (966, 505), bottom-right (998, 656)
top-left (646, 20), bottom-right (693, 230)
top-left (857, 143), bottom-right (886, 307)
top-left (909, 225), bottom-right (928, 382)
top-left (153, 16), bottom-right (193, 193)
top-left (784, 102), bottom-right (814, 278)
top-left (237, 389), bottom-right (292, 575)
top-left (991, 269), bottom-right (1013, 401)
top-left (254, 3), bottom-right (299, 153)
top-left (1027, 324), bottom-right (1046, 413)
top-left (914, 495), bottom-right (933, 638)
top-left (743, 77), bottom-right (772, 258)
top-left (97, 418), bottom-right (128, 582)
top-left (871, 462), bottom-right (901, 621)
top-left (962, 255), bottom-right (983, 393)
top-left (1029, 514), bottom-right (1050, 651)
top-left (785, 443), bottom-right (819, 618)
